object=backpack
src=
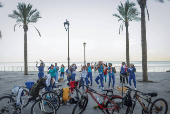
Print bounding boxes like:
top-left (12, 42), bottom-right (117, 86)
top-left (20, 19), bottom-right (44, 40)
top-left (30, 78), bottom-right (46, 97)
top-left (123, 93), bottom-right (132, 107)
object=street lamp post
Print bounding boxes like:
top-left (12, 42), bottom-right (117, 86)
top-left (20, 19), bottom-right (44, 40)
top-left (64, 19), bottom-right (70, 69)
top-left (83, 42), bottom-right (86, 65)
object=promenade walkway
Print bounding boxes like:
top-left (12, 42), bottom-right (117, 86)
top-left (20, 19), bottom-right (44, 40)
top-left (0, 71), bottom-right (169, 114)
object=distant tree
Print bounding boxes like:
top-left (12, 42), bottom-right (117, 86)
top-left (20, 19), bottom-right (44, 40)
top-left (8, 3), bottom-right (41, 75)
top-left (113, 0), bottom-right (140, 68)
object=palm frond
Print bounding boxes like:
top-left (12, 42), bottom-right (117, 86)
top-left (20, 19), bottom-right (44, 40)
top-left (0, 2), bottom-right (3, 7)
top-left (30, 24), bottom-right (41, 37)
top-left (113, 14), bottom-right (124, 22)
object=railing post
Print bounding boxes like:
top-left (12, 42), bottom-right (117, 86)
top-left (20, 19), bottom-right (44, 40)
top-left (21, 66), bottom-right (22, 72)
top-left (4, 66), bottom-right (5, 71)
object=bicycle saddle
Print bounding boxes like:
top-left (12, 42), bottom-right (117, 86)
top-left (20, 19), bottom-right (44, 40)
top-left (148, 92), bottom-right (158, 97)
top-left (103, 89), bottom-right (113, 92)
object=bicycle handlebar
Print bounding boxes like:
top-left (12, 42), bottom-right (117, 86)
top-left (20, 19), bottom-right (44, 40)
top-left (125, 86), bottom-right (150, 96)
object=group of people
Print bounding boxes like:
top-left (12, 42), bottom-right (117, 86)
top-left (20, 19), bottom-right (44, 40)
top-left (35, 60), bottom-right (137, 91)
top-left (81, 61), bottom-right (137, 91)
top-left (36, 60), bottom-right (77, 84)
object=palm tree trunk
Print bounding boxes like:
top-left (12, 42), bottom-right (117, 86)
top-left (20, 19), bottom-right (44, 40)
top-left (24, 31), bottom-right (28, 75)
top-left (126, 22), bottom-right (130, 68)
top-left (140, 2), bottom-right (148, 82)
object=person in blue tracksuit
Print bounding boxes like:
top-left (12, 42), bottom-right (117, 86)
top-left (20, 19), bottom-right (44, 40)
top-left (36, 61), bottom-right (45, 79)
top-left (86, 63), bottom-right (93, 86)
top-left (128, 63), bottom-right (137, 90)
top-left (66, 66), bottom-right (73, 83)
top-left (71, 63), bottom-right (77, 81)
top-left (54, 63), bottom-right (59, 83)
top-left (120, 62), bottom-right (128, 84)
top-left (108, 63), bottom-right (115, 88)
top-left (95, 61), bottom-right (104, 91)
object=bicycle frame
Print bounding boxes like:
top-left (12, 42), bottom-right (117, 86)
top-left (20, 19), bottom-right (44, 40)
top-left (85, 88), bottom-right (122, 110)
top-left (131, 92), bottom-right (153, 113)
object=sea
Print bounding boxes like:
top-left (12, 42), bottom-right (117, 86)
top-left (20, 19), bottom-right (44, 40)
top-left (0, 61), bottom-right (170, 72)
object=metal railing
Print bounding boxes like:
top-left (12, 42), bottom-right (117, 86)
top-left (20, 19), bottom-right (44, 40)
top-left (0, 66), bottom-right (170, 72)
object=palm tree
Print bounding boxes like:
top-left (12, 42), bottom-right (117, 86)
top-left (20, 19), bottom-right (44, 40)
top-left (9, 3), bottom-right (41, 75)
top-left (137, 0), bottom-right (166, 82)
top-left (113, 0), bottom-right (140, 68)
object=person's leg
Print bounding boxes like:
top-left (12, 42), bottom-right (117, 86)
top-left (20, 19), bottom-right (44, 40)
top-left (133, 75), bottom-right (136, 88)
top-left (38, 72), bottom-right (40, 79)
top-left (129, 75), bottom-right (132, 86)
top-left (112, 75), bottom-right (115, 88)
top-left (125, 73), bottom-right (128, 84)
top-left (82, 77), bottom-right (84, 90)
top-left (100, 74), bottom-right (104, 88)
top-left (89, 72), bottom-right (92, 86)
top-left (120, 74), bottom-right (122, 83)
top-left (56, 72), bottom-right (58, 82)
top-left (95, 75), bottom-right (100, 85)
top-left (109, 76), bottom-right (111, 87)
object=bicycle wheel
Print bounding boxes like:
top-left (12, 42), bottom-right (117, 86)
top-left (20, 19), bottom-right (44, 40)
top-left (75, 89), bottom-right (82, 101)
top-left (42, 91), bottom-right (60, 111)
top-left (0, 96), bottom-right (15, 114)
top-left (22, 89), bottom-right (30, 108)
top-left (106, 97), bottom-right (128, 114)
top-left (150, 98), bottom-right (168, 114)
top-left (72, 96), bottom-right (88, 114)
top-left (31, 98), bottom-right (56, 114)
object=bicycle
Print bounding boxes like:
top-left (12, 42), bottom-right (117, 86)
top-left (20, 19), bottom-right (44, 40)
top-left (41, 80), bottom-right (82, 110)
top-left (72, 85), bottom-right (126, 114)
top-left (124, 86), bottom-right (168, 114)
top-left (0, 81), bottom-right (57, 114)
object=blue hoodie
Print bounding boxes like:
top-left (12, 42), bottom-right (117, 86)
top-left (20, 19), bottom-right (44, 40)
top-left (128, 66), bottom-right (136, 75)
top-left (36, 64), bottom-right (44, 72)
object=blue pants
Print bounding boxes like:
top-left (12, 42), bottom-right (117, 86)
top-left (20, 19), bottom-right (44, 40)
top-left (104, 74), bottom-right (107, 82)
top-left (38, 72), bottom-right (44, 79)
top-left (129, 74), bottom-right (136, 88)
top-left (86, 72), bottom-right (92, 86)
top-left (109, 75), bottom-right (115, 87)
top-left (95, 73), bottom-right (104, 88)
top-left (72, 74), bottom-right (76, 81)
top-left (68, 76), bottom-right (73, 82)
top-left (55, 72), bottom-right (58, 82)
top-left (60, 72), bottom-right (64, 79)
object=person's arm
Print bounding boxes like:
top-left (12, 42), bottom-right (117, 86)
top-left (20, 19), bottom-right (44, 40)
top-left (41, 61), bottom-right (45, 67)
top-left (36, 61), bottom-right (39, 68)
top-left (133, 66), bottom-right (136, 72)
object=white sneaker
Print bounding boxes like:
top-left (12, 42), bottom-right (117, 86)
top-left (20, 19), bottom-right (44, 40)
top-left (66, 81), bottom-right (68, 83)
top-left (135, 88), bottom-right (137, 90)
top-left (56, 82), bottom-right (58, 83)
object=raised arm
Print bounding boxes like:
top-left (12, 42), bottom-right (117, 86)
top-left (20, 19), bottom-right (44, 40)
top-left (36, 61), bottom-right (39, 68)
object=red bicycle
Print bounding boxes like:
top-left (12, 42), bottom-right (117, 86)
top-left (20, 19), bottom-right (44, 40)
top-left (72, 85), bottom-right (126, 114)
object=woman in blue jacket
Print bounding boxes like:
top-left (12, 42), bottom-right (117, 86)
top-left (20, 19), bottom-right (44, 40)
top-left (36, 61), bottom-right (45, 79)
top-left (128, 63), bottom-right (137, 90)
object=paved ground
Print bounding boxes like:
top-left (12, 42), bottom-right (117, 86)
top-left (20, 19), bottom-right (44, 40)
top-left (0, 71), bottom-right (170, 114)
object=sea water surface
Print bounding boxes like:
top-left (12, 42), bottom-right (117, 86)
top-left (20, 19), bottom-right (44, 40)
top-left (0, 61), bottom-right (170, 72)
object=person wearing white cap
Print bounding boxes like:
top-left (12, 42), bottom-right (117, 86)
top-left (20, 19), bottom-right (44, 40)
top-left (71, 63), bottom-right (77, 81)
top-left (127, 63), bottom-right (137, 90)
top-left (81, 65), bottom-right (87, 90)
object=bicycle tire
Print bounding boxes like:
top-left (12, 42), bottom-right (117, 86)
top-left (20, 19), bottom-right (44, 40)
top-left (106, 96), bottom-right (128, 114)
top-left (31, 98), bottom-right (56, 114)
top-left (72, 96), bottom-right (88, 114)
top-left (150, 98), bottom-right (168, 114)
top-left (0, 96), bottom-right (15, 114)
top-left (42, 91), bottom-right (60, 111)
top-left (22, 89), bottom-right (30, 108)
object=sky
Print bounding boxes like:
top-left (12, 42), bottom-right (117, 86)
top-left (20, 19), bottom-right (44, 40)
top-left (0, 0), bottom-right (170, 62)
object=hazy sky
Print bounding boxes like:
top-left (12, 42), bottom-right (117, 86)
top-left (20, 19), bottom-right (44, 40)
top-left (0, 0), bottom-right (170, 62)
